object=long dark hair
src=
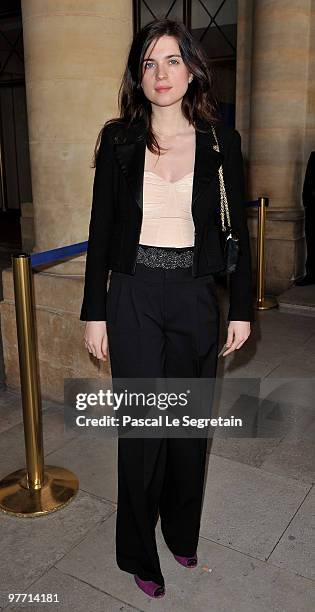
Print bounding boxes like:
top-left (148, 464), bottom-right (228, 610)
top-left (92, 18), bottom-right (220, 167)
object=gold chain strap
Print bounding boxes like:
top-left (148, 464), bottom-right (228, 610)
top-left (211, 124), bottom-right (231, 232)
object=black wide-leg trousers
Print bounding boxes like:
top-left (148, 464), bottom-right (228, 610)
top-left (106, 258), bottom-right (220, 587)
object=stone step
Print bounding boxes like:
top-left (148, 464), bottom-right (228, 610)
top-left (277, 284), bottom-right (315, 317)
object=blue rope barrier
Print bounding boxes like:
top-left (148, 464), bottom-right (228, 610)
top-left (30, 241), bottom-right (87, 268)
top-left (29, 200), bottom-right (261, 268)
top-left (245, 200), bottom-right (259, 207)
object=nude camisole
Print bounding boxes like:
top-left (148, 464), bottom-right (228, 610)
top-left (139, 141), bottom-right (195, 248)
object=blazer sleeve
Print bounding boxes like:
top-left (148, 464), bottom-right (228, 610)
top-left (224, 129), bottom-right (255, 323)
top-left (79, 125), bottom-right (116, 321)
top-left (302, 152), bottom-right (315, 207)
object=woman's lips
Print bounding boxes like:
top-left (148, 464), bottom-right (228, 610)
top-left (155, 86), bottom-right (172, 92)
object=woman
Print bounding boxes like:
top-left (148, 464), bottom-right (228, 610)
top-left (80, 18), bottom-right (254, 599)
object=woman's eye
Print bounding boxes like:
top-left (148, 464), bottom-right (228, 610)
top-left (144, 59), bottom-right (180, 69)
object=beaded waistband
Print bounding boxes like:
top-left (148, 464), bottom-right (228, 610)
top-left (136, 244), bottom-right (194, 269)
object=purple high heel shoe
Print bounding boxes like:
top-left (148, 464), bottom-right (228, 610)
top-left (134, 575), bottom-right (165, 598)
top-left (173, 553), bottom-right (198, 568)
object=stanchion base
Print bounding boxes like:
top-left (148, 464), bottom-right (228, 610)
top-left (256, 296), bottom-right (278, 310)
top-left (0, 465), bottom-right (79, 517)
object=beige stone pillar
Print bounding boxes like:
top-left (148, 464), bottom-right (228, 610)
top-left (237, 0), bottom-right (313, 292)
top-left (304, 1), bottom-right (315, 176)
top-left (0, 1), bottom-right (133, 400)
top-left (21, 0), bottom-right (131, 259)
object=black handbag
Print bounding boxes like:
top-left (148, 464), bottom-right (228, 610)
top-left (211, 125), bottom-right (240, 274)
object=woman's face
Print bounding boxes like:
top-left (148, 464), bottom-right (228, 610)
top-left (140, 35), bottom-right (192, 108)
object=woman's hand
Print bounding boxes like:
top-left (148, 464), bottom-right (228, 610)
top-left (84, 321), bottom-right (108, 361)
top-left (222, 321), bottom-right (251, 357)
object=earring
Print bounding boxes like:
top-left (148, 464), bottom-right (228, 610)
top-left (189, 76), bottom-right (193, 83)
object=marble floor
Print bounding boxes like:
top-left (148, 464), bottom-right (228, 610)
top-left (0, 292), bottom-right (314, 611)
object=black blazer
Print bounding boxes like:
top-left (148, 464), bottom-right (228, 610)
top-left (302, 151), bottom-right (315, 207)
top-left (80, 116), bottom-right (254, 323)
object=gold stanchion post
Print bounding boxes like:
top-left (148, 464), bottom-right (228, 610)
top-left (256, 197), bottom-right (278, 310)
top-left (0, 253), bottom-right (79, 516)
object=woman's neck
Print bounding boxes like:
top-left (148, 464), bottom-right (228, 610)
top-left (151, 110), bottom-right (191, 138)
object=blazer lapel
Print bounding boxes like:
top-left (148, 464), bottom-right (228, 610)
top-left (113, 116), bottom-right (224, 213)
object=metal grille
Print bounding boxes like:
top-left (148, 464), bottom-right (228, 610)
top-left (133, 0), bottom-right (236, 62)
top-left (0, 2), bottom-right (31, 216)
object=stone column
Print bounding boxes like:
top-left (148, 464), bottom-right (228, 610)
top-left (237, 0), bottom-right (313, 292)
top-left (21, 0), bottom-right (132, 262)
top-left (304, 1), bottom-right (315, 184)
top-left (1, 1), bottom-right (132, 399)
